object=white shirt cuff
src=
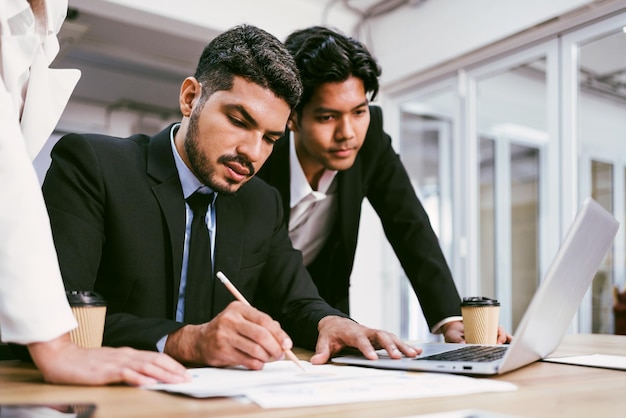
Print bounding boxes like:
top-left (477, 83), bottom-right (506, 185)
top-left (430, 316), bottom-right (463, 334)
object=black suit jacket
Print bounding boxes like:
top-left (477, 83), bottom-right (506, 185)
top-left (42, 125), bottom-right (345, 351)
top-left (257, 106), bottom-right (461, 329)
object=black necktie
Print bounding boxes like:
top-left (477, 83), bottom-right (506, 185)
top-left (184, 191), bottom-right (214, 324)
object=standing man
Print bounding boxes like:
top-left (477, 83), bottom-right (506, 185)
top-left (258, 26), bottom-right (509, 343)
top-left (0, 0), bottom-right (189, 385)
top-left (42, 24), bottom-right (418, 369)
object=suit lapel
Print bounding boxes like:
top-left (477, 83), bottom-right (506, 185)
top-left (336, 162), bottom-right (362, 259)
top-left (266, 135), bottom-right (291, 220)
top-left (147, 127), bottom-right (186, 312)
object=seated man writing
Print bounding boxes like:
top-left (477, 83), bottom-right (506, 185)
top-left (42, 24), bottom-right (418, 368)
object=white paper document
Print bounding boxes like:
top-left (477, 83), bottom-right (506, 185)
top-left (544, 354), bottom-right (626, 370)
top-left (145, 361), bottom-right (517, 408)
top-left (146, 361), bottom-right (390, 398)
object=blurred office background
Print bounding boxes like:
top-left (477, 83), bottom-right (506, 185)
top-left (39, 0), bottom-right (626, 340)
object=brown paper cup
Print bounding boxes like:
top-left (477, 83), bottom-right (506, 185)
top-left (66, 291), bottom-right (107, 348)
top-left (461, 297), bottom-right (500, 344)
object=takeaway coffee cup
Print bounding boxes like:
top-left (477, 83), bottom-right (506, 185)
top-left (66, 291), bottom-right (107, 348)
top-left (461, 296), bottom-right (500, 344)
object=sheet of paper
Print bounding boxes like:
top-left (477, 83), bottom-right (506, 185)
top-left (146, 360), bottom-right (517, 408)
top-left (244, 371), bottom-right (516, 408)
top-left (543, 354), bottom-right (626, 370)
top-left (144, 361), bottom-right (393, 398)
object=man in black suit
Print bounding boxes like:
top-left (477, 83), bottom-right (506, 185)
top-left (257, 26), bottom-right (510, 343)
top-left (42, 25), bottom-right (418, 368)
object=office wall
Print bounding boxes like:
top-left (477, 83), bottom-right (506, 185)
top-left (366, 0), bottom-right (594, 85)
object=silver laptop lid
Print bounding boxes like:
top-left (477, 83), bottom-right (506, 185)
top-left (498, 197), bottom-right (619, 373)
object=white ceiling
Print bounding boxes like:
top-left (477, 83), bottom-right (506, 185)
top-left (53, 0), bottom-right (427, 116)
top-left (55, 8), bottom-right (211, 117)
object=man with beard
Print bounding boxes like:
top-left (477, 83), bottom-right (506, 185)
top-left (42, 24), bottom-right (418, 369)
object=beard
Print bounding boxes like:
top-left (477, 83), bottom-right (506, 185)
top-left (184, 109), bottom-right (255, 195)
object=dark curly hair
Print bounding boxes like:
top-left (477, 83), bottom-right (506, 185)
top-left (193, 24), bottom-right (302, 110)
top-left (285, 26), bottom-right (381, 113)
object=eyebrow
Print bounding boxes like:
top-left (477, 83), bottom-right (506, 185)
top-left (311, 100), bottom-right (370, 114)
top-left (225, 104), bottom-right (285, 138)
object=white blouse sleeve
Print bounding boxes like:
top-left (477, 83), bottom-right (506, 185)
top-left (0, 0), bottom-right (77, 344)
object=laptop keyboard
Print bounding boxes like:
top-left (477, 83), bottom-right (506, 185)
top-left (415, 345), bottom-right (508, 362)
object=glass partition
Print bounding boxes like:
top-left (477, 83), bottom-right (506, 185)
top-left (472, 52), bottom-right (555, 332)
top-left (590, 161), bottom-right (615, 333)
top-left (564, 12), bottom-right (626, 333)
top-left (397, 85), bottom-right (457, 340)
top-left (385, 9), bottom-right (626, 338)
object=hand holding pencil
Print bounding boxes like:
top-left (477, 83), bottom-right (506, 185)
top-left (217, 271), bottom-right (305, 372)
top-left (163, 272), bottom-right (307, 370)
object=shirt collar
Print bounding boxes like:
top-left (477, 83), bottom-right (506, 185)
top-left (289, 132), bottom-right (337, 208)
top-left (170, 123), bottom-right (215, 199)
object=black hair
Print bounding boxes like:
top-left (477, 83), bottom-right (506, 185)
top-left (193, 24), bottom-right (302, 109)
top-left (284, 26), bottom-right (381, 113)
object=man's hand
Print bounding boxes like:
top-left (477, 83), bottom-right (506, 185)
top-left (441, 321), bottom-right (465, 342)
top-left (164, 301), bottom-right (293, 369)
top-left (495, 326), bottom-right (513, 344)
top-left (442, 320), bottom-right (513, 344)
top-left (309, 316), bottom-right (420, 364)
top-left (28, 333), bottom-right (190, 386)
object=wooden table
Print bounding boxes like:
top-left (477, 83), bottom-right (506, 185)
top-left (1, 334), bottom-right (625, 417)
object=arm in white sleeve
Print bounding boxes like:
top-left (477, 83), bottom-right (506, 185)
top-left (0, 0), bottom-right (78, 343)
top-left (0, 84), bottom-right (77, 344)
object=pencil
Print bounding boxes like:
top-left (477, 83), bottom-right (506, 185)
top-left (216, 271), bottom-right (306, 372)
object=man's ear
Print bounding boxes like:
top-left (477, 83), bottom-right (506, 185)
top-left (287, 112), bottom-right (299, 132)
top-left (179, 77), bottom-right (202, 117)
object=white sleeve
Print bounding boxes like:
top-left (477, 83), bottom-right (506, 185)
top-left (0, 0), bottom-right (77, 344)
top-left (0, 84), bottom-right (77, 344)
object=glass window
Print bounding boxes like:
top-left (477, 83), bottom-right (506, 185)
top-left (474, 56), bottom-right (549, 332)
top-left (479, 138), bottom-right (496, 300)
top-left (398, 85), bottom-right (456, 340)
top-left (510, 144), bottom-right (539, 328)
top-left (576, 24), bottom-right (626, 334)
top-left (384, 9), bottom-right (626, 338)
top-left (590, 161), bottom-right (614, 333)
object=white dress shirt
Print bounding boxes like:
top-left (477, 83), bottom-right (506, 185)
top-left (287, 134), bottom-right (338, 266)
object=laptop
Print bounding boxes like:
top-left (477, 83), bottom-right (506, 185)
top-left (333, 197), bottom-right (619, 375)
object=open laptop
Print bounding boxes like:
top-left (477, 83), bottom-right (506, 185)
top-left (333, 198), bottom-right (619, 375)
